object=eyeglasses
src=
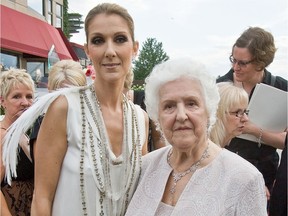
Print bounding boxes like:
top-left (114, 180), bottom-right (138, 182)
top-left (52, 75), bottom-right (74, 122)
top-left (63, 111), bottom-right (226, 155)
top-left (229, 109), bottom-right (249, 118)
top-left (229, 55), bottom-right (254, 67)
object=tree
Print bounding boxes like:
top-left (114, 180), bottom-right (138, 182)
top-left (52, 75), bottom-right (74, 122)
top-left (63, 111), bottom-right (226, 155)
top-left (63, 0), bottom-right (69, 38)
top-left (133, 38), bottom-right (169, 80)
top-left (67, 13), bottom-right (84, 39)
top-left (63, 0), bottom-right (84, 40)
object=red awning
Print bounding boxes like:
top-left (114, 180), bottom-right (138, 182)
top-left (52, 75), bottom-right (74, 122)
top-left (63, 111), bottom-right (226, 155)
top-left (0, 5), bottom-right (72, 60)
top-left (56, 28), bottom-right (79, 61)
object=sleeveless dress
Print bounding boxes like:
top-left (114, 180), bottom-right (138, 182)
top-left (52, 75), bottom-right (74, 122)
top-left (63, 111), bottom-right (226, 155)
top-left (1, 148), bottom-right (34, 216)
top-left (52, 86), bottom-right (146, 216)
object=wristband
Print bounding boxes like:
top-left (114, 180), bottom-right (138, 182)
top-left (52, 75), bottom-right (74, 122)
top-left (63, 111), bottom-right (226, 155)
top-left (257, 128), bottom-right (263, 148)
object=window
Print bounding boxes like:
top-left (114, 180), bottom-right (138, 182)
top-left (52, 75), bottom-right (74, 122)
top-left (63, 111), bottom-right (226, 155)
top-left (56, 3), bottom-right (62, 17)
top-left (48, 0), bottom-right (52, 13)
top-left (56, 3), bottom-right (63, 28)
top-left (47, 14), bottom-right (52, 25)
top-left (27, 61), bottom-right (47, 88)
top-left (0, 52), bottom-right (19, 71)
top-left (27, 0), bottom-right (43, 15)
top-left (47, 0), bottom-right (53, 24)
top-left (56, 17), bottom-right (62, 28)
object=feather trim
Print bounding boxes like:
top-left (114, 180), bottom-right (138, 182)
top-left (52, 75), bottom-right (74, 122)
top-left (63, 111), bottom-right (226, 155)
top-left (2, 86), bottom-right (87, 185)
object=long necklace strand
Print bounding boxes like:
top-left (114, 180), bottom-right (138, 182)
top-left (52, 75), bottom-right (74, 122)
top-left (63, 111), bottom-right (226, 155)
top-left (80, 85), bottom-right (141, 215)
top-left (167, 142), bottom-right (210, 195)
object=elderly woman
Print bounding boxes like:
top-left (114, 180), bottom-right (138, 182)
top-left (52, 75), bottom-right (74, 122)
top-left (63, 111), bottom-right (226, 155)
top-left (210, 82), bottom-right (249, 147)
top-left (0, 69), bottom-right (35, 215)
top-left (125, 58), bottom-right (267, 216)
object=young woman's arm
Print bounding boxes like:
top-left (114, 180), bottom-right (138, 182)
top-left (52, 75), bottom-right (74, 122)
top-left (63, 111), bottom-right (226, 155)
top-left (31, 96), bottom-right (68, 216)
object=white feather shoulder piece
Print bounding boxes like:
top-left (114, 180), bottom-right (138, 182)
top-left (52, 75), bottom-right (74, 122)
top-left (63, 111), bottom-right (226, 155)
top-left (2, 86), bottom-right (86, 185)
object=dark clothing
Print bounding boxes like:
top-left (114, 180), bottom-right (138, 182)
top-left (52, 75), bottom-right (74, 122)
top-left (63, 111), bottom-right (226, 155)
top-left (133, 90), bottom-right (146, 111)
top-left (1, 148), bottom-right (34, 216)
top-left (133, 90), bottom-right (155, 151)
top-left (29, 115), bottom-right (44, 164)
top-left (269, 135), bottom-right (287, 216)
top-left (217, 68), bottom-right (288, 192)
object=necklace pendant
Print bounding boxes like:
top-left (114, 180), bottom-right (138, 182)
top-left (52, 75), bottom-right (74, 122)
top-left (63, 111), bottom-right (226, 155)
top-left (170, 187), bottom-right (176, 194)
top-left (172, 173), bottom-right (181, 182)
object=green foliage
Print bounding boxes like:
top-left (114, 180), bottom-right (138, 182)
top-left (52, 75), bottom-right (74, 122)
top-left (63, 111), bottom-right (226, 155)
top-left (67, 13), bottom-right (84, 39)
top-left (133, 38), bottom-right (169, 80)
top-left (131, 84), bottom-right (145, 91)
top-left (63, 0), bottom-right (84, 40)
top-left (63, 0), bottom-right (69, 38)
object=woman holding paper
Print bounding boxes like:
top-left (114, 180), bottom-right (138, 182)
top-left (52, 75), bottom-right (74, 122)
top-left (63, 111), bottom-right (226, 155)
top-left (217, 26), bottom-right (288, 198)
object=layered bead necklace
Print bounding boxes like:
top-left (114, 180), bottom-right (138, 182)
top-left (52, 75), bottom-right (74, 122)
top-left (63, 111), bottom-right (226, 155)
top-left (79, 85), bottom-right (142, 216)
top-left (167, 142), bottom-right (210, 196)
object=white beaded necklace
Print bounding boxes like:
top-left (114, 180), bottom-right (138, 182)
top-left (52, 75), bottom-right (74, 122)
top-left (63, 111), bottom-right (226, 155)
top-left (79, 85), bottom-right (142, 216)
top-left (167, 142), bottom-right (210, 195)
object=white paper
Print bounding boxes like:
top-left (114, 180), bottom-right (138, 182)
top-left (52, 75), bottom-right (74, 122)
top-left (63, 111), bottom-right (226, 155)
top-left (238, 83), bottom-right (287, 142)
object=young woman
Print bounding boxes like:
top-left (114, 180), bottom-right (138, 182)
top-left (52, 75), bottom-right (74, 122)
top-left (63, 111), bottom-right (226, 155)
top-left (217, 26), bottom-right (288, 196)
top-left (3, 3), bottom-right (148, 216)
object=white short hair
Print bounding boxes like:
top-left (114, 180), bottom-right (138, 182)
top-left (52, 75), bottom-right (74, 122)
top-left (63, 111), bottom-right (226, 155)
top-left (144, 57), bottom-right (220, 133)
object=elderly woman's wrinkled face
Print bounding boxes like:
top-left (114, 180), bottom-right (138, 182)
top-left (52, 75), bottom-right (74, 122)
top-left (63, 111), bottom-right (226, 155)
top-left (158, 78), bottom-right (209, 150)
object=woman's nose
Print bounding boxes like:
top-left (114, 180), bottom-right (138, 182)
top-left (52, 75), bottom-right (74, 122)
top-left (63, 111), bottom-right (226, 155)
top-left (20, 97), bottom-right (30, 106)
top-left (176, 105), bottom-right (188, 122)
top-left (240, 112), bottom-right (249, 122)
top-left (105, 41), bottom-right (116, 58)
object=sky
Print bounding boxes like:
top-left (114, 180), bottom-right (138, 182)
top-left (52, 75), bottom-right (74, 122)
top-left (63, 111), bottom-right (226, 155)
top-left (68, 0), bottom-right (288, 79)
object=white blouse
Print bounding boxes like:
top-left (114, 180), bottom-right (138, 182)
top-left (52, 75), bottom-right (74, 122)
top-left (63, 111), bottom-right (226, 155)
top-left (125, 147), bottom-right (267, 216)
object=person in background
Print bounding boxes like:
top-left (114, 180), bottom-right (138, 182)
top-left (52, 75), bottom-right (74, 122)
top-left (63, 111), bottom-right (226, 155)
top-left (269, 130), bottom-right (287, 216)
top-left (2, 3), bottom-right (148, 216)
top-left (29, 59), bottom-right (87, 164)
top-left (125, 88), bottom-right (166, 151)
top-left (217, 27), bottom-right (288, 197)
top-left (210, 82), bottom-right (249, 147)
top-left (125, 58), bottom-right (267, 216)
top-left (0, 69), bottom-right (35, 215)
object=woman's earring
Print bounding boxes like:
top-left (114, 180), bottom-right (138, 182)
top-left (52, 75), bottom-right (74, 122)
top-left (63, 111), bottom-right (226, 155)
top-left (206, 121), bottom-right (210, 135)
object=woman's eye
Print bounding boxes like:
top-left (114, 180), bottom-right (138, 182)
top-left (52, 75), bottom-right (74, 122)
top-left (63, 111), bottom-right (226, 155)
top-left (27, 95), bottom-right (33, 100)
top-left (91, 37), bottom-right (103, 45)
top-left (115, 35), bottom-right (128, 43)
top-left (163, 104), bottom-right (174, 111)
top-left (13, 95), bottom-right (21, 99)
top-left (187, 101), bottom-right (196, 107)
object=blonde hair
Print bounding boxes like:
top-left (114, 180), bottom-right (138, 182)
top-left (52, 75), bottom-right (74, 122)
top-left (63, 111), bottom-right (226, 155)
top-left (124, 69), bottom-right (134, 90)
top-left (210, 82), bottom-right (249, 146)
top-left (0, 68), bottom-right (35, 99)
top-left (48, 60), bottom-right (87, 90)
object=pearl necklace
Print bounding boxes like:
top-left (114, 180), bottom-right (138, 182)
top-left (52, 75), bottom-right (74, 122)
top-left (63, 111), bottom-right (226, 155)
top-left (167, 142), bottom-right (210, 195)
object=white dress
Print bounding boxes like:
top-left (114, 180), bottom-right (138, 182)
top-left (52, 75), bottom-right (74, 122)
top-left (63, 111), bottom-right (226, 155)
top-left (125, 146), bottom-right (268, 216)
top-left (50, 87), bottom-right (146, 216)
top-left (2, 85), bottom-right (145, 216)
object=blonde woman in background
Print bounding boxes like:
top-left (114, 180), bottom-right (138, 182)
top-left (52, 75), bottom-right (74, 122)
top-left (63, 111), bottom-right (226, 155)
top-left (29, 59), bottom-right (87, 164)
top-left (47, 59), bottom-right (87, 91)
top-left (0, 69), bottom-right (35, 216)
top-left (210, 82), bottom-right (249, 147)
